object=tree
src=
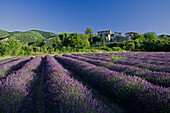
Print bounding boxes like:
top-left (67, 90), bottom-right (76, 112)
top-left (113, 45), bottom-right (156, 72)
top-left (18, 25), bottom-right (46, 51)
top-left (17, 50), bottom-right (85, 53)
top-left (144, 32), bottom-right (159, 41)
top-left (134, 33), bottom-right (145, 41)
top-left (160, 34), bottom-right (169, 40)
top-left (102, 36), bottom-right (106, 46)
top-left (59, 33), bottom-right (70, 46)
top-left (65, 33), bottom-right (82, 49)
top-left (7, 36), bottom-right (21, 55)
top-left (85, 27), bottom-right (94, 45)
top-left (78, 34), bottom-right (90, 47)
top-left (0, 41), bottom-right (9, 56)
top-left (34, 37), bottom-right (45, 47)
top-left (93, 35), bottom-right (100, 43)
top-left (134, 39), bottom-right (142, 49)
top-left (126, 41), bottom-right (135, 51)
top-left (19, 45), bottom-right (33, 56)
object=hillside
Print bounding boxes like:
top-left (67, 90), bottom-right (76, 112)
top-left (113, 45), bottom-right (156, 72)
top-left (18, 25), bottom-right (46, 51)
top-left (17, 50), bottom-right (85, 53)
top-left (9, 31), bottom-right (45, 43)
top-left (31, 30), bottom-right (58, 39)
top-left (0, 29), bottom-right (60, 43)
top-left (0, 29), bottom-right (10, 39)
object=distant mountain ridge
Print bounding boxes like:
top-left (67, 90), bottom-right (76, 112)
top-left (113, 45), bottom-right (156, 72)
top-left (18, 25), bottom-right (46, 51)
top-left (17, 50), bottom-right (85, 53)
top-left (0, 29), bottom-right (58, 43)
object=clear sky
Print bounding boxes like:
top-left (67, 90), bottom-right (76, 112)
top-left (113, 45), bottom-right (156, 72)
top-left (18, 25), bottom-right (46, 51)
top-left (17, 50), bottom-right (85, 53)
top-left (0, 0), bottom-right (170, 35)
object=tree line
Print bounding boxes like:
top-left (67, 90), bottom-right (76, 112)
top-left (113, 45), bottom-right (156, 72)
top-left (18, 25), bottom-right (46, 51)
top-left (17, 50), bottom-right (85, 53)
top-left (0, 27), bottom-right (169, 56)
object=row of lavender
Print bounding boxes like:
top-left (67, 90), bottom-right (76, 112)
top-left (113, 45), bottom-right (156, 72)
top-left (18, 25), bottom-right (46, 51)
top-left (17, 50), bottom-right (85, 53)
top-left (55, 54), bottom-right (170, 113)
top-left (0, 56), bottom-right (32, 77)
top-left (91, 52), bottom-right (170, 60)
top-left (99, 52), bottom-right (170, 66)
top-left (0, 55), bottom-right (111, 112)
top-left (0, 57), bottom-right (21, 65)
top-left (109, 52), bottom-right (170, 60)
top-left (75, 53), bottom-right (170, 73)
top-left (64, 54), bottom-right (170, 87)
top-left (44, 54), bottom-right (109, 113)
top-left (0, 56), bottom-right (42, 112)
top-left (84, 52), bottom-right (170, 64)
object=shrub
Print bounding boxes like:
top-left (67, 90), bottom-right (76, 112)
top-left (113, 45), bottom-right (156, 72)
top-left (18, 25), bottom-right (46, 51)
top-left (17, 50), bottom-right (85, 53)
top-left (99, 46), bottom-right (112, 51)
top-left (112, 47), bottom-right (122, 51)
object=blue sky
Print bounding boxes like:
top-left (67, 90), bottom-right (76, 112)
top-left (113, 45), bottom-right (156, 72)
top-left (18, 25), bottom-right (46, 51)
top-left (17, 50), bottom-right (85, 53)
top-left (0, 0), bottom-right (170, 35)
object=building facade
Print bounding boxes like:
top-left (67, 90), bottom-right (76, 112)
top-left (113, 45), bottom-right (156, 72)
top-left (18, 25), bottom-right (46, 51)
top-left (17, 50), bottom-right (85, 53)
top-left (125, 32), bottom-right (138, 39)
top-left (97, 30), bottom-right (138, 44)
top-left (114, 32), bottom-right (123, 37)
top-left (97, 30), bottom-right (114, 42)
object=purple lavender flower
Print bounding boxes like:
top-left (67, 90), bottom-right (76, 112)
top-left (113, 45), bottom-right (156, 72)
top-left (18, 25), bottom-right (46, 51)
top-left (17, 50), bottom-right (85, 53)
top-left (0, 56), bottom-right (32, 77)
top-left (55, 54), bottom-right (170, 113)
top-left (0, 57), bottom-right (21, 65)
top-left (44, 54), bottom-right (109, 113)
top-left (64, 53), bottom-right (170, 87)
top-left (0, 56), bottom-right (42, 112)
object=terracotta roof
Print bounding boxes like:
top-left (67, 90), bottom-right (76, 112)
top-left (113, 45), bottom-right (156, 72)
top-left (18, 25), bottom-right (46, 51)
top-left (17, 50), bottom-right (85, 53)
top-left (125, 32), bottom-right (138, 35)
top-left (98, 30), bottom-right (111, 33)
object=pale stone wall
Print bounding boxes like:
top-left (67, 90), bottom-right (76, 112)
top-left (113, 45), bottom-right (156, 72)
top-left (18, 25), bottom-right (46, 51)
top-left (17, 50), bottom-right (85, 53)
top-left (98, 30), bottom-right (111, 42)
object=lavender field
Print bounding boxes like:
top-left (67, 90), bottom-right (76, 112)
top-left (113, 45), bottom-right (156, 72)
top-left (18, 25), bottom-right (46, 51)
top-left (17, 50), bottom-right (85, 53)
top-left (0, 52), bottom-right (169, 113)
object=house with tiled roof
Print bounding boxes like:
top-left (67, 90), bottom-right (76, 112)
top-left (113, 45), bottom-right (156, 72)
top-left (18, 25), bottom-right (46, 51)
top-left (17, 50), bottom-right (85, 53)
top-left (125, 32), bottom-right (138, 39)
top-left (114, 32), bottom-right (123, 37)
top-left (97, 30), bottom-right (114, 41)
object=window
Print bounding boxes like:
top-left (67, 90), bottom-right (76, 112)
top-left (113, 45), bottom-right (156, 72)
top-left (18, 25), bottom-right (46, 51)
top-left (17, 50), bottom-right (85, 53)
top-left (100, 34), bottom-right (102, 36)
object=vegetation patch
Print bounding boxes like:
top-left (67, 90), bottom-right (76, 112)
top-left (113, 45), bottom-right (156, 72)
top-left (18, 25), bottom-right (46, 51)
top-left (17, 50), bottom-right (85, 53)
top-left (110, 55), bottom-right (127, 62)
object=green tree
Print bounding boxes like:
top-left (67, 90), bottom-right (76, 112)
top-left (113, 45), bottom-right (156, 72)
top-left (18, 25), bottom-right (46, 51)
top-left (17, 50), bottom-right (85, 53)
top-left (7, 36), bottom-right (21, 55)
top-left (144, 32), bottom-right (159, 41)
top-left (78, 34), bottom-right (90, 47)
top-left (85, 27), bottom-right (94, 45)
top-left (93, 35), bottom-right (100, 43)
top-left (134, 39), bottom-right (143, 49)
top-left (102, 36), bottom-right (106, 46)
top-left (160, 34), bottom-right (169, 40)
top-left (59, 33), bottom-right (70, 46)
top-left (34, 37), bottom-right (45, 47)
top-left (19, 45), bottom-right (33, 56)
top-left (65, 33), bottom-right (82, 49)
top-left (0, 41), bottom-right (9, 56)
top-left (134, 33), bottom-right (145, 41)
top-left (126, 41), bottom-right (135, 51)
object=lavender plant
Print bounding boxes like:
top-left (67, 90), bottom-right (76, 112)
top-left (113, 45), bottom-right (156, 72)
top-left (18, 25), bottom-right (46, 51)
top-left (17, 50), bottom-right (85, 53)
top-left (64, 53), bottom-right (170, 87)
top-left (0, 56), bottom-right (42, 112)
top-left (44, 54), bottom-right (109, 113)
top-left (75, 53), bottom-right (170, 73)
top-left (0, 56), bottom-right (32, 77)
top-left (0, 57), bottom-right (21, 65)
top-left (55, 54), bottom-right (170, 113)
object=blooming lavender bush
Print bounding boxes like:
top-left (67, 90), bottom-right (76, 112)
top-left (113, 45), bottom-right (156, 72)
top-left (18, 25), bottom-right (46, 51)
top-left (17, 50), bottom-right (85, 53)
top-left (0, 56), bottom-right (32, 77)
top-left (64, 53), bottom-right (170, 87)
top-left (75, 53), bottom-right (170, 73)
top-left (0, 57), bottom-right (21, 65)
top-left (0, 56), bottom-right (42, 112)
top-left (44, 54), bottom-right (109, 113)
top-left (114, 58), bottom-right (170, 72)
top-left (55, 54), bottom-right (170, 113)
